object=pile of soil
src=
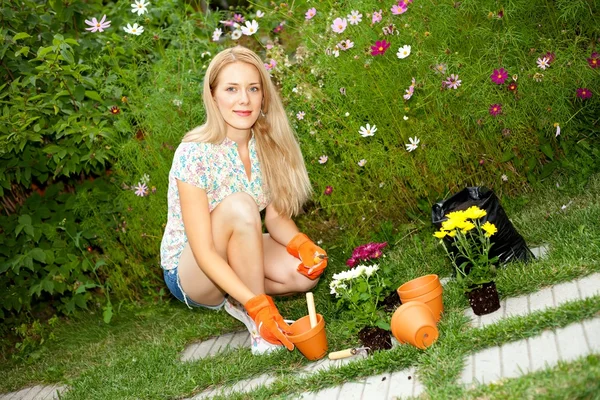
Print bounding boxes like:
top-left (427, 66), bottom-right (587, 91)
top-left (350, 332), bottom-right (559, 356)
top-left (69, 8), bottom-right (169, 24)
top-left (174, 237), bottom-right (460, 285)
top-left (467, 281), bottom-right (501, 315)
top-left (358, 326), bottom-right (393, 352)
top-left (379, 289), bottom-right (402, 313)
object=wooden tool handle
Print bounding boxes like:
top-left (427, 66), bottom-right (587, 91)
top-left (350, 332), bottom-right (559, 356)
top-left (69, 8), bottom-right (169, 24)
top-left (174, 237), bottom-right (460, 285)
top-left (328, 348), bottom-right (355, 360)
top-left (306, 292), bottom-right (317, 328)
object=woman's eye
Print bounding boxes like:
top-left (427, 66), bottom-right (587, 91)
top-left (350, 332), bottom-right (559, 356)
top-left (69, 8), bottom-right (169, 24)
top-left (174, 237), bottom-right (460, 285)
top-left (250, 87), bottom-right (260, 92)
top-left (226, 87), bottom-right (236, 92)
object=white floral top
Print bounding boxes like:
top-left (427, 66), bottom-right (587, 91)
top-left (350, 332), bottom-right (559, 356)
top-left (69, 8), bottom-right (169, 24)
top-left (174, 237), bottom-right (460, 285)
top-left (160, 136), bottom-right (269, 270)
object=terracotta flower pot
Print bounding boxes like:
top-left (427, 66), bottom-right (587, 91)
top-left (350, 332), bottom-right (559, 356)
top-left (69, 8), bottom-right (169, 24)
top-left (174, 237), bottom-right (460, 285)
top-left (399, 285), bottom-right (444, 322)
top-left (287, 314), bottom-right (328, 360)
top-left (397, 274), bottom-right (441, 298)
top-left (391, 302), bottom-right (439, 350)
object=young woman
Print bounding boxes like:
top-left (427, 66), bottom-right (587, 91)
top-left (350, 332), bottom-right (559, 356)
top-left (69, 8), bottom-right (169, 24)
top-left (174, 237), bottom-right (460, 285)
top-left (160, 46), bottom-right (327, 354)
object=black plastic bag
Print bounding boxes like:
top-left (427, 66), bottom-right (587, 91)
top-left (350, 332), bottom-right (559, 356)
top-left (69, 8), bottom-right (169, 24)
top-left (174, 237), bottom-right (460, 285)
top-left (431, 187), bottom-right (534, 268)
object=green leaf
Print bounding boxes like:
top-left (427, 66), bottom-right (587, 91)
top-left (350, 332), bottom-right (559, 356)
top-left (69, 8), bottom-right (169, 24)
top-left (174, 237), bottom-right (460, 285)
top-left (376, 320), bottom-right (391, 331)
top-left (74, 85), bottom-right (85, 102)
top-left (84, 91), bottom-right (103, 102)
top-left (540, 143), bottom-right (554, 159)
top-left (500, 150), bottom-right (514, 163)
top-left (13, 32), bottom-right (32, 41)
top-left (60, 47), bottom-right (74, 64)
top-left (18, 214), bottom-right (32, 225)
top-left (103, 303), bottom-right (113, 324)
top-left (30, 248), bottom-right (47, 263)
top-left (15, 46), bottom-right (30, 57)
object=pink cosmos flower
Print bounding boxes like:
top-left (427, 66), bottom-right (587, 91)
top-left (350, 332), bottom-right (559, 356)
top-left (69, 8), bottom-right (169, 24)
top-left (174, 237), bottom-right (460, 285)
top-left (576, 88), bottom-right (592, 100)
top-left (489, 103), bottom-right (502, 116)
top-left (233, 14), bottom-right (245, 23)
top-left (331, 17), bottom-right (347, 33)
top-left (443, 74), bottom-right (462, 89)
top-left (273, 22), bottom-right (284, 33)
top-left (358, 159), bottom-right (367, 167)
top-left (371, 40), bottom-right (391, 56)
top-left (543, 52), bottom-right (556, 64)
top-left (264, 59), bottom-right (277, 70)
top-left (391, 4), bottom-right (408, 14)
top-left (536, 57), bottom-right (550, 70)
top-left (372, 10), bottom-right (383, 24)
top-left (490, 68), bottom-right (508, 85)
top-left (134, 182), bottom-right (148, 197)
top-left (305, 7), bottom-right (316, 20)
top-left (220, 19), bottom-right (235, 27)
top-left (296, 111), bottom-right (305, 120)
top-left (403, 77), bottom-right (416, 100)
top-left (337, 39), bottom-right (354, 50)
top-left (347, 10), bottom-right (362, 25)
top-left (588, 52), bottom-right (599, 68)
top-left (84, 15), bottom-right (111, 32)
top-left (324, 186), bottom-right (333, 195)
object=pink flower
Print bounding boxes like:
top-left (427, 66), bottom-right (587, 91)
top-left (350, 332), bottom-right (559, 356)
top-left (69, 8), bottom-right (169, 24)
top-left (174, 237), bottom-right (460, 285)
top-left (543, 51), bottom-right (556, 64)
top-left (264, 59), bottom-right (277, 70)
top-left (443, 74), bottom-right (462, 89)
top-left (576, 88), bottom-right (592, 100)
top-left (372, 9), bottom-right (383, 24)
top-left (489, 103), bottom-right (502, 116)
top-left (346, 242), bottom-right (388, 267)
top-left (319, 155), bottom-right (328, 164)
top-left (273, 22), bottom-right (285, 33)
top-left (391, 4), bottom-right (408, 14)
top-left (337, 39), bottom-right (354, 50)
top-left (371, 40), bottom-right (391, 56)
top-left (84, 15), bottom-right (111, 33)
top-left (324, 186), bottom-right (333, 195)
top-left (588, 52), bottom-right (599, 68)
top-left (331, 17), bottom-right (347, 33)
top-left (305, 7), bottom-right (316, 20)
top-left (233, 13), bottom-right (245, 23)
top-left (537, 57), bottom-right (550, 70)
top-left (490, 68), bottom-right (508, 85)
top-left (134, 182), bottom-right (148, 197)
top-left (296, 111), bottom-right (305, 120)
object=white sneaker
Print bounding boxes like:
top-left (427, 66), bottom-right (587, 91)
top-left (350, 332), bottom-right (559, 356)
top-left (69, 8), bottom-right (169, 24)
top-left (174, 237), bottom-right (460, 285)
top-left (224, 297), bottom-right (284, 355)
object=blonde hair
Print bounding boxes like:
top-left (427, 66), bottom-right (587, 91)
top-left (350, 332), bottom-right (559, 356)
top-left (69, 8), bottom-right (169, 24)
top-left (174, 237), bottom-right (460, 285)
top-left (182, 46), bottom-right (312, 217)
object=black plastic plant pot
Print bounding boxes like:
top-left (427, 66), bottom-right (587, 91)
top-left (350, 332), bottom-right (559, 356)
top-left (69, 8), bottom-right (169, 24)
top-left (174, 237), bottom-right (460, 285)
top-left (467, 281), bottom-right (501, 316)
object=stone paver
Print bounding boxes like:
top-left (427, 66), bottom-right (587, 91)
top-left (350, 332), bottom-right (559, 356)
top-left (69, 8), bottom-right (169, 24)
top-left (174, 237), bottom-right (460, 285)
top-left (528, 329), bottom-right (560, 371)
top-left (461, 317), bottom-right (600, 387)
top-left (583, 318), bottom-right (600, 352)
top-left (555, 323), bottom-right (590, 362)
top-left (181, 331), bottom-right (249, 362)
top-left (576, 273), bottom-right (600, 298)
top-left (0, 385), bottom-right (67, 400)
top-left (501, 339), bottom-right (530, 378)
top-left (362, 373), bottom-right (391, 399)
top-left (552, 281), bottom-right (581, 307)
top-left (338, 380), bottom-right (366, 400)
top-left (528, 287), bottom-right (555, 314)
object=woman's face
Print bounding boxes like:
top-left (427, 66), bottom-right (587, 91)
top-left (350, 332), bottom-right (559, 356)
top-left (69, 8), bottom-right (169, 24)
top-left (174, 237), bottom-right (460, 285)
top-left (212, 62), bottom-right (263, 137)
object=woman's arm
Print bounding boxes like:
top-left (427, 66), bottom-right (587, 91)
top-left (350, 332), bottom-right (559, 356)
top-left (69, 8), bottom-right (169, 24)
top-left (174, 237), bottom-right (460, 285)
top-left (178, 179), bottom-right (255, 304)
top-left (264, 203), bottom-right (299, 246)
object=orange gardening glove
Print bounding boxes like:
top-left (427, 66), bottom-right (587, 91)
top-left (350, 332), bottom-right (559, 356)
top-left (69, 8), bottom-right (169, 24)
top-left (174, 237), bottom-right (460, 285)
top-left (286, 233), bottom-right (328, 279)
top-left (244, 294), bottom-right (294, 350)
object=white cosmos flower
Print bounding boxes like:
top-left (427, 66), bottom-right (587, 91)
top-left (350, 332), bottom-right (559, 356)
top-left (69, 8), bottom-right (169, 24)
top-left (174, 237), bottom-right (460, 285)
top-left (256, 10), bottom-right (265, 18)
top-left (123, 23), bottom-right (144, 35)
top-left (319, 155), bottom-right (328, 164)
top-left (241, 20), bottom-right (259, 36)
top-left (359, 123), bottom-right (377, 137)
top-left (403, 115), bottom-right (409, 120)
top-left (231, 29), bottom-right (242, 40)
top-left (131, 0), bottom-right (150, 16)
top-left (212, 28), bottom-right (222, 42)
top-left (396, 44), bottom-right (411, 59)
top-left (358, 159), bottom-right (367, 167)
top-left (405, 136), bottom-right (420, 152)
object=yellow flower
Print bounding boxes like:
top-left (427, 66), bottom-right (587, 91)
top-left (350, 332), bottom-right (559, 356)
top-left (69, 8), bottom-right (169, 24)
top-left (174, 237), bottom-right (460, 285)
top-left (460, 221), bottom-right (476, 233)
top-left (445, 210), bottom-right (467, 222)
top-left (447, 230), bottom-right (457, 238)
top-left (482, 222), bottom-right (498, 237)
top-left (433, 230), bottom-right (447, 239)
top-left (463, 206), bottom-right (487, 220)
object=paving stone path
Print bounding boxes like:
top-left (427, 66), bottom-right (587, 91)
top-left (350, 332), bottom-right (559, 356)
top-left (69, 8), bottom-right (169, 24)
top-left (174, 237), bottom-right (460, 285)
top-left (3, 245), bottom-right (599, 400)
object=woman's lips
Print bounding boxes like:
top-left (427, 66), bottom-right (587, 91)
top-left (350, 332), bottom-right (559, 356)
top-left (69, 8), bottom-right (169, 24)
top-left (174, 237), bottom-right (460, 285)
top-left (234, 111), bottom-right (252, 116)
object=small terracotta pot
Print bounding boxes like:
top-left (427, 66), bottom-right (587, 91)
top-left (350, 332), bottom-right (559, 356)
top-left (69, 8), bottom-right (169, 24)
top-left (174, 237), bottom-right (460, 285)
top-left (399, 285), bottom-right (444, 322)
top-left (391, 301), bottom-right (439, 350)
top-left (287, 314), bottom-right (328, 360)
top-left (397, 274), bottom-right (441, 298)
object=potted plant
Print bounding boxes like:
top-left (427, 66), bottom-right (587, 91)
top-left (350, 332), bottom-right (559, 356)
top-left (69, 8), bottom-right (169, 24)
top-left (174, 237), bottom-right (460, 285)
top-left (329, 261), bottom-right (394, 352)
top-left (433, 206), bottom-right (501, 316)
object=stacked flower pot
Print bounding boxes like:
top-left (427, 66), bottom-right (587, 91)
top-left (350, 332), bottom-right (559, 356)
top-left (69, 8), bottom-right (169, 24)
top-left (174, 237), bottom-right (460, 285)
top-left (391, 274), bottom-right (444, 349)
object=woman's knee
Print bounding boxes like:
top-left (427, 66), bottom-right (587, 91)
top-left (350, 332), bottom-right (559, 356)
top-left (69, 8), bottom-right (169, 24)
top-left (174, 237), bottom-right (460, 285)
top-left (214, 192), bottom-right (261, 230)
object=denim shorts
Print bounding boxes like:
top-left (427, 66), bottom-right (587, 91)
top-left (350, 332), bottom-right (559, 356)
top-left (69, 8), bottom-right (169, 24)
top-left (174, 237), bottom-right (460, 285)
top-left (163, 268), bottom-right (226, 310)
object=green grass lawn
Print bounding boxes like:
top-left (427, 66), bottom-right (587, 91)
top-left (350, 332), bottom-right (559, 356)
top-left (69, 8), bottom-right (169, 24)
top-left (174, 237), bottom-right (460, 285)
top-left (2, 174), bottom-right (600, 399)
